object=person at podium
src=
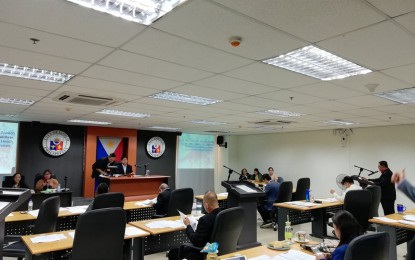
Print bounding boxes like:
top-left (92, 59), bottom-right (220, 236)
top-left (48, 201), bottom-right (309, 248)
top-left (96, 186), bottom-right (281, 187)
top-left (363, 160), bottom-right (396, 215)
top-left (117, 156), bottom-right (133, 175)
top-left (239, 168), bottom-right (250, 181)
top-left (330, 176), bottom-right (361, 202)
top-left (249, 168), bottom-right (263, 182)
top-left (168, 191), bottom-right (220, 260)
top-left (257, 173), bottom-right (280, 228)
top-left (91, 153), bottom-right (117, 191)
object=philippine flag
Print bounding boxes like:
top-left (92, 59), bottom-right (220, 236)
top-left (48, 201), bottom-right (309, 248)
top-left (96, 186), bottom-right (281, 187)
top-left (96, 137), bottom-right (123, 160)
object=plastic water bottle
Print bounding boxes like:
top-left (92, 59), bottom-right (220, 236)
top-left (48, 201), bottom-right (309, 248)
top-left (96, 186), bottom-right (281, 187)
top-left (305, 189), bottom-right (310, 202)
top-left (28, 199), bottom-right (33, 211)
top-left (284, 218), bottom-right (293, 241)
top-left (57, 184), bottom-right (61, 192)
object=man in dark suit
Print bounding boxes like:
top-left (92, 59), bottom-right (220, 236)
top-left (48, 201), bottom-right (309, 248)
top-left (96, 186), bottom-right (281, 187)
top-left (151, 183), bottom-right (172, 215)
top-left (117, 156), bottom-right (133, 175)
top-left (365, 160), bottom-right (396, 215)
top-left (91, 153), bottom-right (116, 191)
top-left (168, 191), bottom-right (220, 260)
top-left (257, 173), bottom-right (280, 228)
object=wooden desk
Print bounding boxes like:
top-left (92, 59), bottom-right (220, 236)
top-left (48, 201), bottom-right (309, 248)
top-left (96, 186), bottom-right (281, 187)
top-left (129, 216), bottom-right (190, 255)
top-left (274, 200), bottom-right (343, 240)
top-left (21, 224), bottom-right (149, 260)
top-left (369, 209), bottom-right (415, 260)
top-left (101, 175), bottom-right (169, 197)
top-left (219, 241), bottom-right (317, 259)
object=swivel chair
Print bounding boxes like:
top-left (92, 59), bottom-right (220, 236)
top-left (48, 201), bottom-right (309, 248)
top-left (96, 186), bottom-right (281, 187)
top-left (89, 192), bottom-right (124, 211)
top-left (292, 178), bottom-right (310, 201)
top-left (344, 232), bottom-right (389, 260)
top-left (153, 188), bottom-right (194, 218)
top-left (271, 181), bottom-right (293, 231)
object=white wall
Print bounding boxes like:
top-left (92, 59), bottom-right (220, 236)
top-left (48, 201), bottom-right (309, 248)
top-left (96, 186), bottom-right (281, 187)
top-left (216, 124), bottom-right (415, 215)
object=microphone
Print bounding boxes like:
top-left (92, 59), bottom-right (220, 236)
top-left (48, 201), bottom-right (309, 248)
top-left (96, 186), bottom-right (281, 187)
top-left (368, 171), bottom-right (378, 176)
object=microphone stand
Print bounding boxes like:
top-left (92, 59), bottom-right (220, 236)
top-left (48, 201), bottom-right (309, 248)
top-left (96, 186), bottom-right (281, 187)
top-left (223, 165), bottom-right (241, 182)
top-left (353, 165), bottom-right (377, 188)
top-left (64, 176), bottom-right (68, 191)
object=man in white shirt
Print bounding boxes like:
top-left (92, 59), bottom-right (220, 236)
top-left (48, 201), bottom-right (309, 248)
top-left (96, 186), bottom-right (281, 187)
top-left (330, 176), bottom-right (361, 201)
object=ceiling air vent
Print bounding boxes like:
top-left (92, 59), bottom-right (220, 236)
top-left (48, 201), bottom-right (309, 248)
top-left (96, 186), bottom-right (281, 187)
top-left (251, 119), bottom-right (294, 126)
top-left (53, 92), bottom-right (124, 106)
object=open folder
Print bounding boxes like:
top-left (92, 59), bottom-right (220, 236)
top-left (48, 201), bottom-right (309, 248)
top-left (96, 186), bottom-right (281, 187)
top-left (178, 210), bottom-right (198, 231)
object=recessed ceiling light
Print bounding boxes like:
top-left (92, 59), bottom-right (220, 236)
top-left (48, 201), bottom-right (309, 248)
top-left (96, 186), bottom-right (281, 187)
top-left (0, 97), bottom-right (35, 106)
top-left (96, 109), bottom-right (150, 118)
top-left (148, 126), bottom-right (181, 131)
top-left (191, 120), bottom-right (226, 125)
top-left (68, 119), bottom-right (111, 125)
top-left (374, 87), bottom-right (415, 104)
top-left (257, 109), bottom-right (303, 117)
top-left (0, 62), bottom-right (73, 83)
top-left (149, 91), bottom-right (222, 106)
top-left (322, 119), bottom-right (355, 126)
top-left (262, 45), bottom-right (372, 81)
top-left (64, 0), bottom-right (188, 25)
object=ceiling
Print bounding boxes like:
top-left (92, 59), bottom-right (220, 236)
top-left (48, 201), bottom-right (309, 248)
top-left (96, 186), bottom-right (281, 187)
top-left (1, 0), bottom-right (415, 135)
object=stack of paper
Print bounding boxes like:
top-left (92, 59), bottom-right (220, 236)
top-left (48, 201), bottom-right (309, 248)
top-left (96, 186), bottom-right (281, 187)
top-left (125, 226), bottom-right (148, 236)
top-left (314, 198), bottom-right (338, 203)
top-left (284, 201), bottom-right (319, 207)
top-left (249, 249), bottom-right (315, 260)
top-left (145, 220), bottom-right (185, 229)
top-left (66, 205), bottom-right (88, 214)
top-left (135, 198), bottom-right (157, 206)
top-left (30, 234), bottom-right (67, 243)
top-left (178, 210), bottom-right (198, 231)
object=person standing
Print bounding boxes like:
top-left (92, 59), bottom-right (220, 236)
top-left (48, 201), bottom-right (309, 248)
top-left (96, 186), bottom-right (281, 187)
top-left (151, 183), bottom-right (172, 216)
top-left (330, 176), bottom-right (361, 202)
top-left (257, 173), bottom-right (280, 228)
top-left (91, 153), bottom-right (117, 191)
top-left (364, 161), bottom-right (396, 215)
top-left (117, 156), bottom-right (133, 175)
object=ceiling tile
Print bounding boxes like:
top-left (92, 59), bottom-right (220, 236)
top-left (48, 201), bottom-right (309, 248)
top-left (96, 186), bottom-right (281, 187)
top-left (366, 0), bottom-right (415, 17)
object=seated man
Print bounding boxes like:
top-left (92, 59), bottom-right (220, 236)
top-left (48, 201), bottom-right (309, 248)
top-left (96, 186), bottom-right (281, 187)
top-left (117, 156), bottom-right (133, 175)
top-left (168, 191), bottom-right (221, 260)
top-left (151, 183), bottom-right (172, 215)
top-left (330, 176), bottom-right (361, 202)
top-left (257, 173), bottom-right (280, 228)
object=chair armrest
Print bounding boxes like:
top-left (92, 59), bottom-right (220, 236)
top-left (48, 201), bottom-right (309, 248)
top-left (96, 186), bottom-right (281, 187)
top-left (178, 243), bottom-right (204, 259)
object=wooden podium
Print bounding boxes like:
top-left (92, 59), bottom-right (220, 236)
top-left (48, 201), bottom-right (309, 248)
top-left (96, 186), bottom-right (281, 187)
top-left (101, 175), bottom-right (169, 198)
top-left (222, 181), bottom-right (265, 250)
top-left (0, 188), bottom-right (31, 257)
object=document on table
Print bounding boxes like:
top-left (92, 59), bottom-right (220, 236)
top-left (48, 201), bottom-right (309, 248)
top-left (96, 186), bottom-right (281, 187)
top-left (28, 209), bottom-right (39, 217)
top-left (249, 250), bottom-right (314, 260)
top-left (399, 220), bottom-right (415, 226)
top-left (315, 198), bottom-right (338, 203)
top-left (235, 185), bottom-right (257, 193)
top-left (30, 233), bottom-right (67, 243)
top-left (0, 201), bottom-right (10, 211)
top-left (284, 201), bottom-right (319, 207)
top-left (136, 198), bottom-right (157, 206)
top-left (125, 226), bottom-right (148, 236)
top-left (178, 210), bottom-right (198, 231)
top-left (373, 217), bottom-right (399, 223)
top-left (66, 205), bottom-right (88, 214)
top-left (145, 220), bottom-right (185, 229)
top-left (404, 215), bottom-right (415, 222)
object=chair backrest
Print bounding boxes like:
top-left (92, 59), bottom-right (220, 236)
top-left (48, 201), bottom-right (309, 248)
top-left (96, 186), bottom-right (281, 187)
top-left (91, 192), bottom-right (124, 210)
top-left (344, 190), bottom-right (372, 232)
top-left (166, 188), bottom-right (194, 217)
top-left (365, 185), bottom-right (381, 218)
top-left (292, 178), bottom-right (310, 201)
top-left (210, 207), bottom-right (245, 256)
top-left (34, 173), bottom-right (43, 188)
top-left (344, 232), bottom-right (389, 260)
top-left (277, 176), bottom-right (284, 183)
top-left (275, 181), bottom-right (293, 203)
top-left (71, 208), bottom-right (126, 260)
top-left (33, 196), bottom-right (60, 234)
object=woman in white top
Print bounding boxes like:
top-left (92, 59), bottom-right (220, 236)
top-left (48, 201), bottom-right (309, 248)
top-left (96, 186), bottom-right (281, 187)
top-left (330, 176), bottom-right (361, 201)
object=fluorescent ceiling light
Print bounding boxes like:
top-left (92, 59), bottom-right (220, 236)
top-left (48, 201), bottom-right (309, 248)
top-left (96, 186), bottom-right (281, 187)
top-left (257, 109), bottom-right (303, 117)
top-left (0, 63), bottom-right (73, 83)
top-left (68, 119), bottom-right (111, 125)
top-left (0, 97), bottom-right (35, 106)
top-left (192, 120), bottom-right (226, 125)
top-left (322, 119), bottom-right (355, 126)
top-left (149, 91), bottom-right (222, 105)
top-left (64, 0), bottom-right (188, 25)
top-left (374, 88), bottom-right (415, 104)
top-left (148, 126), bottom-right (181, 130)
top-left (262, 45), bottom-right (372, 81)
top-left (96, 109), bottom-right (150, 118)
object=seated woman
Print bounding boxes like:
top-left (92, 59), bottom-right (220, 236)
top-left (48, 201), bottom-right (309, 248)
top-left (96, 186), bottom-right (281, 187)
top-left (35, 169), bottom-right (59, 192)
top-left (249, 168), bottom-right (263, 182)
top-left (239, 168), bottom-right (250, 181)
top-left (5, 173), bottom-right (29, 188)
top-left (317, 210), bottom-right (361, 260)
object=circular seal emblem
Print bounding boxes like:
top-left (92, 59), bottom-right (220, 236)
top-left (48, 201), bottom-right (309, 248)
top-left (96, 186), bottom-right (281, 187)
top-left (146, 136), bottom-right (165, 158)
top-left (42, 130), bottom-right (71, 156)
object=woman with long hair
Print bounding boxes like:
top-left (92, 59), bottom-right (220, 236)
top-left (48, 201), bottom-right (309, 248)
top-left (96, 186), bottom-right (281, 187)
top-left (35, 169), bottom-right (59, 192)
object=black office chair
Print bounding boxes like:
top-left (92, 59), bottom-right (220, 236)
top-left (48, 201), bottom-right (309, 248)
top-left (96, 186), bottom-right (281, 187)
top-left (89, 192), bottom-right (124, 210)
top-left (71, 208), bottom-right (126, 260)
top-left (3, 196), bottom-right (60, 259)
top-left (154, 188), bottom-right (194, 218)
top-left (344, 190), bottom-right (372, 233)
top-left (292, 177), bottom-right (310, 201)
top-left (344, 232), bottom-right (389, 260)
top-left (271, 181), bottom-right (293, 231)
top-left (365, 185), bottom-right (381, 218)
top-left (277, 176), bottom-right (284, 183)
top-left (33, 172), bottom-right (43, 188)
top-left (178, 207), bottom-right (245, 259)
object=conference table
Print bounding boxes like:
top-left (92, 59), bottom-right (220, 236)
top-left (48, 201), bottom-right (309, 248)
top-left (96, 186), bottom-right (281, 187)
top-left (369, 208), bottom-right (415, 260)
top-left (195, 193), bottom-right (228, 212)
top-left (101, 175), bottom-right (169, 198)
top-left (274, 200), bottom-right (343, 240)
top-left (21, 224), bottom-right (149, 260)
top-left (129, 215), bottom-right (190, 255)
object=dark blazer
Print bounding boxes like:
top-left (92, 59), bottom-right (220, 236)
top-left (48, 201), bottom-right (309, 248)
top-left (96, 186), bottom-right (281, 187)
top-left (369, 168), bottom-right (396, 200)
top-left (91, 157), bottom-right (114, 178)
top-left (153, 188), bottom-right (172, 215)
top-left (117, 163), bottom-right (133, 175)
top-left (185, 208), bottom-right (221, 247)
top-left (4, 179), bottom-right (29, 189)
